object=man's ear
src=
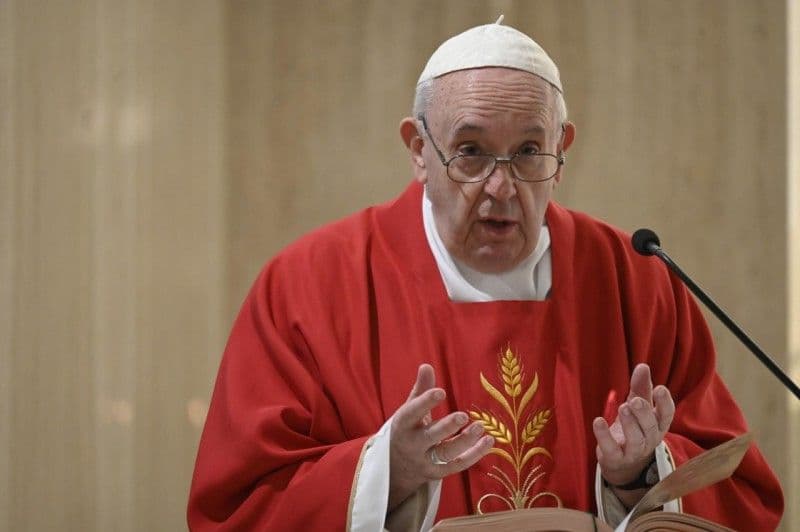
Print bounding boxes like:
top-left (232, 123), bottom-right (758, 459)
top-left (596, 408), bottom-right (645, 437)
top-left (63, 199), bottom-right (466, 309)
top-left (561, 121), bottom-right (576, 152)
top-left (553, 121), bottom-right (576, 185)
top-left (399, 117), bottom-right (427, 183)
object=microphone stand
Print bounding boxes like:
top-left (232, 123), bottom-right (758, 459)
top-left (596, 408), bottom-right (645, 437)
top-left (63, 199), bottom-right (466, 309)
top-left (643, 240), bottom-right (800, 401)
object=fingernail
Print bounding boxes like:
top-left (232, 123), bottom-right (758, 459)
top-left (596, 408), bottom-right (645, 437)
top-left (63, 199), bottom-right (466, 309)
top-left (433, 390), bottom-right (445, 401)
top-left (470, 422), bottom-right (484, 434)
top-left (482, 435), bottom-right (494, 446)
top-left (633, 399), bottom-right (645, 411)
top-left (455, 413), bottom-right (467, 425)
top-left (620, 405), bottom-right (631, 417)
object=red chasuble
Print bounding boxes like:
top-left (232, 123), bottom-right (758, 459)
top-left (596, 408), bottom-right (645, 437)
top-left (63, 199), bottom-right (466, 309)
top-left (188, 181), bottom-right (783, 530)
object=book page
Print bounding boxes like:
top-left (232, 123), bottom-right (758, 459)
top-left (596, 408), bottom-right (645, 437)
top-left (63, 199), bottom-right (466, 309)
top-left (615, 432), bottom-right (752, 531)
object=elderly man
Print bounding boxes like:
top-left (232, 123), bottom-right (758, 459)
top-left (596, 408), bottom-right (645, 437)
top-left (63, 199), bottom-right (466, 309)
top-left (188, 20), bottom-right (782, 531)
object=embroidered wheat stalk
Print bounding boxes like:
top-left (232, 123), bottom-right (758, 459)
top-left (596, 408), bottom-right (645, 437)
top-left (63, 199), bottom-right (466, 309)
top-left (472, 346), bottom-right (561, 513)
top-left (522, 409), bottom-right (551, 444)
top-left (469, 410), bottom-right (512, 444)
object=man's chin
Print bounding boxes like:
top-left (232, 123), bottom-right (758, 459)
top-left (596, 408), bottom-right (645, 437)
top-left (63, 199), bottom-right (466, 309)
top-left (462, 248), bottom-right (524, 274)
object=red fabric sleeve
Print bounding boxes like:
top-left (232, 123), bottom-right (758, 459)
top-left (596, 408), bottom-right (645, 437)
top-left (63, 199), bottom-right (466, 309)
top-left (649, 271), bottom-right (783, 529)
top-left (577, 213), bottom-right (786, 529)
top-left (573, 214), bottom-right (783, 528)
top-left (187, 261), bottom-right (369, 531)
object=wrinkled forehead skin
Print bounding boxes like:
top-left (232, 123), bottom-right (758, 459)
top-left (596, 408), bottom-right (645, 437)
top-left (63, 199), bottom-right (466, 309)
top-left (427, 68), bottom-right (561, 145)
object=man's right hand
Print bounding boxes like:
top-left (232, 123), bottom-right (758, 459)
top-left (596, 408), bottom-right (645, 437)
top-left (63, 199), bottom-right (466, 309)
top-left (388, 364), bottom-right (494, 510)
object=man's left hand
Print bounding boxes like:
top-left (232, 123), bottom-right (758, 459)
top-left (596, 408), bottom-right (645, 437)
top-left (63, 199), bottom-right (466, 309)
top-left (592, 363), bottom-right (675, 489)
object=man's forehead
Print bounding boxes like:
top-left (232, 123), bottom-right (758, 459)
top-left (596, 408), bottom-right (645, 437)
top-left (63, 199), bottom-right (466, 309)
top-left (434, 67), bottom-right (554, 94)
top-left (430, 68), bottom-right (556, 121)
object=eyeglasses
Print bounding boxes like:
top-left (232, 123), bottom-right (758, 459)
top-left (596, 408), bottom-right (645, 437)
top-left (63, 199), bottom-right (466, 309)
top-left (418, 114), bottom-right (565, 183)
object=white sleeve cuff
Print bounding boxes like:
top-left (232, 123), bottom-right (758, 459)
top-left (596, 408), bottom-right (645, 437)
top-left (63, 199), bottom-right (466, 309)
top-left (594, 440), bottom-right (679, 526)
top-left (349, 415), bottom-right (442, 532)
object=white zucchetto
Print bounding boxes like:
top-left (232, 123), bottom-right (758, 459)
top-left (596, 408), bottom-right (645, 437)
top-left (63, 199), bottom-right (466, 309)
top-left (416, 15), bottom-right (562, 93)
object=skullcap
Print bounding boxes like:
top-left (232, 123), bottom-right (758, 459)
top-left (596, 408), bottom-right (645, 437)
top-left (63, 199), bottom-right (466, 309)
top-left (417, 15), bottom-right (562, 93)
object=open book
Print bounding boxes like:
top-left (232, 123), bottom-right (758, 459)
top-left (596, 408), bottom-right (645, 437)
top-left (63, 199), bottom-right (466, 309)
top-left (431, 433), bottom-right (751, 532)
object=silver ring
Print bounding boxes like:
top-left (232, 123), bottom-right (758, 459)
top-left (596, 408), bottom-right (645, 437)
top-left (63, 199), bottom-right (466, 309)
top-left (430, 447), bottom-right (448, 465)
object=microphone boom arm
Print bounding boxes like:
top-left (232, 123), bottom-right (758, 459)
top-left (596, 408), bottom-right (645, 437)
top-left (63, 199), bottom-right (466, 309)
top-left (649, 245), bottom-right (800, 400)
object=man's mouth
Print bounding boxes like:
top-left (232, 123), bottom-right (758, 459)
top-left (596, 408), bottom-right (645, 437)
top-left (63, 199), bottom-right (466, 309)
top-left (484, 219), bottom-right (513, 228)
top-left (479, 218), bottom-right (517, 236)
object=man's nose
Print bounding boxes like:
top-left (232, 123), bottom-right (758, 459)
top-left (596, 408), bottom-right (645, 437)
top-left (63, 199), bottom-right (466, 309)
top-left (483, 160), bottom-right (517, 200)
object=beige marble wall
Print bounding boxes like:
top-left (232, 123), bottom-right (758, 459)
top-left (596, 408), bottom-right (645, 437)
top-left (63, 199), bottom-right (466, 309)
top-left (0, 1), bottom-right (225, 530)
top-left (788, 0), bottom-right (800, 526)
top-left (1, 1), bottom-right (795, 530)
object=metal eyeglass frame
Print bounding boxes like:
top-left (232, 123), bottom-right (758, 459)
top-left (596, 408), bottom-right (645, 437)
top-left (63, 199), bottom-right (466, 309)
top-left (417, 114), bottom-right (566, 183)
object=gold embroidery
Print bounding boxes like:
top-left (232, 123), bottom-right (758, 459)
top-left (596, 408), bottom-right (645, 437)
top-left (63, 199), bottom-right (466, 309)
top-left (469, 346), bottom-right (562, 513)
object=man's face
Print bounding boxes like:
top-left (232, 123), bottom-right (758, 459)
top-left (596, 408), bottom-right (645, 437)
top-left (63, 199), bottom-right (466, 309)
top-left (403, 68), bottom-right (575, 274)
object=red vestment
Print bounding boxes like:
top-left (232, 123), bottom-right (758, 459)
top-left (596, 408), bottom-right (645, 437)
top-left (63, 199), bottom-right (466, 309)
top-left (188, 181), bottom-right (783, 530)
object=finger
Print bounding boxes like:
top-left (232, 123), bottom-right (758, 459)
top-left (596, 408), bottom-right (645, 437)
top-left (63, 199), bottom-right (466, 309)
top-left (394, 388), bottom-right (445, 430)
top-left (653, 385), bottom-right (675, 433)
top-left (628, 396), bottom-right (661, 449)
top-left (435, 421), bottom-right (485, 461)
top-left (618, 404), bottom-right (647, 457)
top-left (628, 363), bottom-right (653, 403)
top-left (592, 417), bottom-right (623, 463)
top-left (422, 411), bottom-right (469, 446)
top-left (407, 364), bottom-right (436, 401)
top-left (438, 435), bottom-right (495, 476)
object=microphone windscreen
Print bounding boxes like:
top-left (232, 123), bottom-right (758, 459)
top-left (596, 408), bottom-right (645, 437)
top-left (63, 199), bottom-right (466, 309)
top-left (632, 229), bottom-right (660, 256)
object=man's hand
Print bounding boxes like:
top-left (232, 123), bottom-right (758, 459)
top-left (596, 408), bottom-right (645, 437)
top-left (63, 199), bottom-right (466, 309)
top-left (592, 363), bottom-right (675, 501)
top-left (388, 364), bottom-right (494, 510)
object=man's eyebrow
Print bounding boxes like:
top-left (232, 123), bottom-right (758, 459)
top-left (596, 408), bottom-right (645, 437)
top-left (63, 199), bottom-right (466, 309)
top-left (451, 123), bottom-right (484, 137)
top-left (524, 125), bottom-right (548, 135)
top-left (451, 123), bottom-right (549, 137)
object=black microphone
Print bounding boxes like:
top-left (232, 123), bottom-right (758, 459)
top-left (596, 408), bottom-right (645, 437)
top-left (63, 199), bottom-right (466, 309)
top-left (631, 228), bottom-right (800, 400)
top-left (631, 228), bottom-right (660, 256)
